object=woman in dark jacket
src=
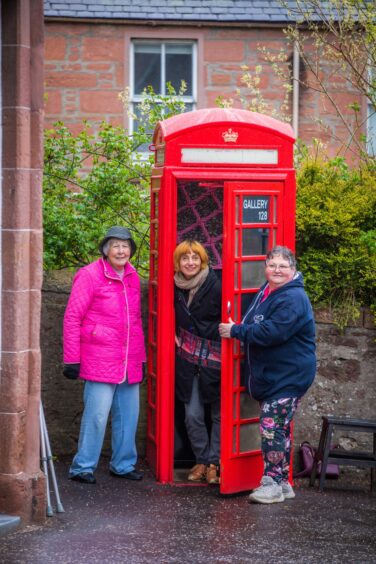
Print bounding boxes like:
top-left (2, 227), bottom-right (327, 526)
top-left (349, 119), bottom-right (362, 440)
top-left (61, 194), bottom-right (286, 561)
top-left (220, 246), bottom-right (316, 504)
top-left (174, 240), bottom-right (222, 484)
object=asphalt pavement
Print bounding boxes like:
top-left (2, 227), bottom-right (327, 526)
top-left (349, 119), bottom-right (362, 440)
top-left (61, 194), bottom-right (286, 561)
top-left (0, 457), bottom-right (375, 564)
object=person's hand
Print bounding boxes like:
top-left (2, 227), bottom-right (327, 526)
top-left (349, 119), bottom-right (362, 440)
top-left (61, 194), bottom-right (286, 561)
top-left (63, 363), bottom-right (80, 380)
top-left (175, 334), bottom-right (182, 347)
top-left (219, 318), bottom-right (235, 339)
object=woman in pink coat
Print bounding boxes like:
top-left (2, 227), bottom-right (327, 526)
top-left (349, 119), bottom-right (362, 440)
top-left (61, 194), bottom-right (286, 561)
top-left (63, 226), bottom-right (146, 484)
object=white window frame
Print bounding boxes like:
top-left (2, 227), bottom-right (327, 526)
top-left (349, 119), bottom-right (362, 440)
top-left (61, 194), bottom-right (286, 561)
top-left (367, 102), bottom-right (375, 156)
top-left (129, 39), bottom-right (197, 148)
top-left (367, 64), bottom-right (376, 156)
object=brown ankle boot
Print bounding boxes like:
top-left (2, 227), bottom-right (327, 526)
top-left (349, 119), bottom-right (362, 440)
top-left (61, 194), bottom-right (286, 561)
top-left (188, 464), bottom-right (207, 482)
top-left (206, 464), bottom-right (220, 484)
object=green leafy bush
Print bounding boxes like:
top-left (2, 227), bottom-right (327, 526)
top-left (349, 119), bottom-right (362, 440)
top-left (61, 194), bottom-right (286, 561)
top-left (296, 148), bottom-right (376, 327)
top-left (43, 121), bottom-right (152, 274)
top-left (43, 84), bottom-right (186, 275)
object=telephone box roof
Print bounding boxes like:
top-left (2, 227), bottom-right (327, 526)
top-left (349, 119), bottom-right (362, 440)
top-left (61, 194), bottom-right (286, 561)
top-left (154, 108), bottom-right (295, 143)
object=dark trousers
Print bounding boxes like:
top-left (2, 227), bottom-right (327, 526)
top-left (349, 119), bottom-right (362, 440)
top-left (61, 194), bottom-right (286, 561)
top-left (184, 375), bottom-right (220, 465)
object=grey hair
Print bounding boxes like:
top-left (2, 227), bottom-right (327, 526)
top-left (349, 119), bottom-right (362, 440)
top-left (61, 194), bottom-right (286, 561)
top-left (102, 238), bottom-right (130, 257)
top-left (266, 246), bottom-right (296, 268)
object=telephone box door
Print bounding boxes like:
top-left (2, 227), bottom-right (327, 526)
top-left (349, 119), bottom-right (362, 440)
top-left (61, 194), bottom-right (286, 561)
top-left (220, 180), bottom-right (285, 494)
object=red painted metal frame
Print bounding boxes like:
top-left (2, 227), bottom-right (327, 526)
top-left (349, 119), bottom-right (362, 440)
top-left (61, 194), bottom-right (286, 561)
top-left (220, 180), bottom-right (291, 494)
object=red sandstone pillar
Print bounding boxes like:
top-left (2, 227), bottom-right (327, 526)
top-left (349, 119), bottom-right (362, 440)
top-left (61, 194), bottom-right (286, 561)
top-left (0, 0), bottom-right (46, 523)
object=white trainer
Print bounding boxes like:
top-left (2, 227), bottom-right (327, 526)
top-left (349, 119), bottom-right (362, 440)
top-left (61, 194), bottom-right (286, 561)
top-left (281, 481), bottom-right (295, 499)
top-left (248, 476), bottom-right (285, 504)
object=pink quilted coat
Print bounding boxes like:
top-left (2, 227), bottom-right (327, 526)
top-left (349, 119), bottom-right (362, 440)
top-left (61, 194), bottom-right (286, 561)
top-left (63, 258), bottom-right (146, 384)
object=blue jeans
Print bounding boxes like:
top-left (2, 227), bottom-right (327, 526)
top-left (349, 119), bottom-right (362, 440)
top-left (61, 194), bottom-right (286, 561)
top-left (69, 380), bottom-right (140, 477)
top-left (184, 375), bottom-right (220, 465)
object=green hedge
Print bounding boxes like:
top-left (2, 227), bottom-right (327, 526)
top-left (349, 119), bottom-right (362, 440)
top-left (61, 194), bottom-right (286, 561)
top-left (296, 155), bottom-right (376, 327)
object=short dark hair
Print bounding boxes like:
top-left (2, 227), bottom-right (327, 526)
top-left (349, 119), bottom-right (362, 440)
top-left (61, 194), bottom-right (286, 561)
top-left (265, 246), bottom-right (296, 268)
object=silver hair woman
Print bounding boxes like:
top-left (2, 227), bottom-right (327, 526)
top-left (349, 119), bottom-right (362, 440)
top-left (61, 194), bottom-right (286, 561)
top-left (219, 245), bottom-right (316, 504)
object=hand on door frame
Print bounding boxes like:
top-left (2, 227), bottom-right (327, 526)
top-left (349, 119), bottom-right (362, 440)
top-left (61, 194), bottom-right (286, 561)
top-left (219, 318), bottom-right (235, 339)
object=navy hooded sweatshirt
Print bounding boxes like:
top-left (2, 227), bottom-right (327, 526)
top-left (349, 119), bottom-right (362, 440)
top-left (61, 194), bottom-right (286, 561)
top-left (230, 272), bottom-right (316, 401)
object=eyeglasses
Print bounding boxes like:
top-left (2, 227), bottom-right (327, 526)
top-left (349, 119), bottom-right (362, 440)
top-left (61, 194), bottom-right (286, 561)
top-left (265, 263), bottom-right (292, 271)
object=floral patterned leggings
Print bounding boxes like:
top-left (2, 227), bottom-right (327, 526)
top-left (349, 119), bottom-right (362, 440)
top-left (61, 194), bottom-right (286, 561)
top-left (259, 397), bottom-right (300, 485)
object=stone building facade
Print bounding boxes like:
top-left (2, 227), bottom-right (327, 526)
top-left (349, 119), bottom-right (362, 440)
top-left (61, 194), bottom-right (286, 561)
top-left (43, 1), bottom-right (369, 160)
top-left (0, 1), bottom-right (46, 523)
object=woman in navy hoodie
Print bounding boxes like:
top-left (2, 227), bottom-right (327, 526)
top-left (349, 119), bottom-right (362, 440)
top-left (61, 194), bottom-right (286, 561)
top-left (219, 246), bottom-right (316, 504)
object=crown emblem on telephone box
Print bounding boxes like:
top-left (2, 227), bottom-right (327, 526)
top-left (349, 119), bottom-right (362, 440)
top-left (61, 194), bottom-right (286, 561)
top-left (222, 128), bottom-right (239, 143)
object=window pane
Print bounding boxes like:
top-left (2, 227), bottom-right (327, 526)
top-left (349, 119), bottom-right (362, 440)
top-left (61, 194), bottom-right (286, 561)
top-left (234, 261), bottom-right (238, 290)
top-left (241, 261), bottom-right (265, 289)
top-left (239, 423), bottom-right (260, 453)
top-left (233, 358), bottom-right (239, 387)
top-left (134, 43), bottom-right (161, 94)
top-left (240, 391), bottom-right (260, 420)
top-left (368, 105), bottom-right (376, 156)
top-left (241, 293), bottom-right (254, 318)
top-left (233, 295), bottom-right (238, 321)
top-left (242, 228), bottom-right (269, 256)
top-left (233, 393), bottom-right (238, 419)
top-left (235, 229), bottom-right (239, 257)
top-left (166, 44), bottom-right (193, 95)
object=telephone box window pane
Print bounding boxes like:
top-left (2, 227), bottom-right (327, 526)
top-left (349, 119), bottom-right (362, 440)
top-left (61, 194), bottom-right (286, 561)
top-left (233, 296), bottom-right (238, 321)
top-left (232, 427), bottom-right (238, 453)
top-left (233, 358), bottom-right (239, 387)
top-left (235, 196), bottom-right (240, 223)
top-left (153, 193), bottom-right (159, 217)
top-left (241, 293), bottom-right (254, 318)
top-left (240, 392), bottom-right (260, 420)
top-left (235, 229), bottom-right (239, 258)
top-left (150, 286), bottom-right (155, 312)
top-left (234, 262), bottom-right (238, 290)
top-left (241, 261), bottom-right (265, 289)
top-left (134, 44), bottom-right (161, 94)
top-left (240, 423), bottom-right (260, 453)
top-left (242, 196), bottom-right (270, 224)
top-left (166, 44), bottom-right (193, 95)
top-left (152, 286), bottom-right (158, 312)
top-left (272, 228), bottom-right (277, 246)
top-left (153, 287), bottom-right (158, 311)
top-left (149, 408), bottom-right (156, 435)
top-left (151, 253), bottom-right (158, 277)
top-left (153, 222), bottom-right (159, 245)
top-left (233, 393), bottom-right (238, 419)
top-left (151, 177), bottom-right (161, 190)
top-left (152, 315), bottom-right (157, 341)
top-left (150, 376), bottom-right (156, 404)
top-left (242, 228), bottom-right (269, 256)
top-left (274, 196), bottom-right (278, 222)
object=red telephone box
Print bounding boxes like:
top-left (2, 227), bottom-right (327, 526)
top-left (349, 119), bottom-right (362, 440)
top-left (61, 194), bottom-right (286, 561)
top-left (146, 108), bottom-right (295, 494)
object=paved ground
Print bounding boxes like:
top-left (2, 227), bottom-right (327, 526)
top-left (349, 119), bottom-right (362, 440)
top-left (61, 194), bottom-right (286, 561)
top-left (1, 457), bottom-right (375, 564)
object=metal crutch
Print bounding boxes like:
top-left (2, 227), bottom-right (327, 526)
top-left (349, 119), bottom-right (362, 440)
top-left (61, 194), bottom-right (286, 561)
top-left (40, 403), bottom-right (65, 514)
top-left (40, 405), bottom-right (54, 517)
